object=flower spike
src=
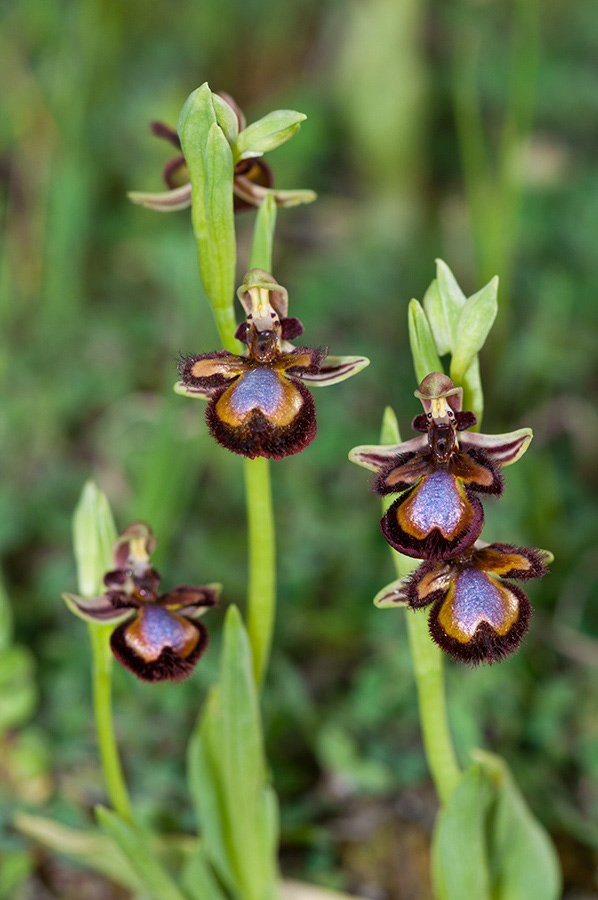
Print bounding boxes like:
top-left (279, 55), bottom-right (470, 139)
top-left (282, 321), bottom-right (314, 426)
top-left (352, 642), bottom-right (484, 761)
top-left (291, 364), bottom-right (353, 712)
top-left (64, 523), bottom-right (219, 682)
top-left (128, 92), bottom-right (316, 213)
top-left (176, 271), bottom-right (369, 459)
top-left (349, 373), bottom-right (532, 559)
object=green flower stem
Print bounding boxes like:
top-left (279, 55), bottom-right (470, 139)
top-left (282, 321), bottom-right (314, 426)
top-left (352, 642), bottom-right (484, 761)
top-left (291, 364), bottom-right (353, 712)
top-left (245, 195), bottom-right (278, 688)
top-left (381, 410), bottom-right (461, 807)
top-left (243, 456), bottom-right (276, 689)
top-left (88, 623), bottom-right (133, 822)
top-left (403, 604), bottom-right (461, 806)
top-left (73, 483), bottom-right (132, 821)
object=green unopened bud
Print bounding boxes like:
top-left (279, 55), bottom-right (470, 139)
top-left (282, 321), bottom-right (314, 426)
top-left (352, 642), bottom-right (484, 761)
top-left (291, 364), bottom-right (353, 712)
top-left (212, 93), bottom-right (240, 146)
top-left (407, 299), bottom-right (444, 385)
top-left (234, 110), bottom-right (307, 162)
top-left (434, 259), bottom-right (466, 351)
top-left (423, 278), bottom-right (452, 356)
top-left (73, 482), bottom-right (117, 598)
top-left (450, 276), bottom-right (498, 384)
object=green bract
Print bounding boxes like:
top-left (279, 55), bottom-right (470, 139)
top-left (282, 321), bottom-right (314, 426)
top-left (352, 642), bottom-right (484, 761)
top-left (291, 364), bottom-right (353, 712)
top-left (233, 109), bottom-right (307, 162)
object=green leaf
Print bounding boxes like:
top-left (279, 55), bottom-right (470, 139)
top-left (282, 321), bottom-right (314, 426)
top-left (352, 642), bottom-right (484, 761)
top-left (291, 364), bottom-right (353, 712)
top-left (188, 606), bottom-right (279, 900)
top-left (234, 110), bottom-right (307, 161)
top-left (432, 756), bottom-right (562, 900)
top-left (96, 806), bottom-right (188, 900)
top-left (177, 84), bottom-right (238, 352)
top-left (73, 481), bottom-right (117, 598)
top-left (187, 693), bottom-right (238, 896)
top-left (476, 751), bottom-right (562, 900)
top-left (407, 299), bottom-right (444, 384)
top-left (432, 764), bottom-right (492, 900)
top-left (0, 849), bottom-right (32, 899)
top-left (435, 258), bottom-right (467, 347)
top-left (450, 276), bottom-right (498, 384)
top-left (0, 568), bottom-right (13, 650)
top-left (423, 278), bottom-right (452, 356)
top-left (14, 813), bottom-right (145, 894)
top-left (0, 646), bottom-right (37, 734)
top-left (181, 843), bottom-right (227, 900)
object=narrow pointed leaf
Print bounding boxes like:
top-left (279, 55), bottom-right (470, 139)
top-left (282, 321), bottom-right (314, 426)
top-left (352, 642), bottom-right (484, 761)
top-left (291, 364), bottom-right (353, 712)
top-left (408, 300), bottom-right (443, 384)
top-left (234, 110), bottom-right (307, 161)
top-left (96, 806), bottom-right (188, 900)
top-left (187, 690), bottom-right (238, 896)
top-left (475, 751), bottom-right (562, 900)
top-left (450, 277), bottom-right (499, 383)
top-left (188, 607), bottom-right (279, 900)
top-left (181, 843), bottom-right (228, 900)
top-left (432, 764), bottom-right (492, 900)
top-left (15, 813), bottom-right (145, 894)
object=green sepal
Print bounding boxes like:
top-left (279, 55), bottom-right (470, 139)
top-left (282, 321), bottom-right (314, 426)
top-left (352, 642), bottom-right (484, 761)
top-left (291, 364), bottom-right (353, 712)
top-left (432, 754), bottom-right (561, 900)
top-left (96, 806), bottom-right (188, 900)
top-left (450, 276), bottom-right (499, 384)
top-left (177, 84), bottom-right (239, 352)
top-left (373, 577), bottom-right (409, 608)
top-left (73, 481), bottom-right (117, 598)
top-left (234, 110), bottom-right (307, 162)
top-left (14, 813), bottom-right (145, 895)
top-left (187, 606), bottom-right (279, 900)
top-left (407, 299), bottom-right (444, 384)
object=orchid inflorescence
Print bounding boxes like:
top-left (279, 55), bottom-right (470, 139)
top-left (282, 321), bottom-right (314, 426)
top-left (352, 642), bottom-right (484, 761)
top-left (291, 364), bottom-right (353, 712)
top-left (350, 373), bottom-right (551, 665)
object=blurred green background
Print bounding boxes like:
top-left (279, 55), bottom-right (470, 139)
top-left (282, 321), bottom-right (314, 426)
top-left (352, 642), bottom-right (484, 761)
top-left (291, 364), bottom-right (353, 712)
top-left (1, 0), bottom-right (597, 896)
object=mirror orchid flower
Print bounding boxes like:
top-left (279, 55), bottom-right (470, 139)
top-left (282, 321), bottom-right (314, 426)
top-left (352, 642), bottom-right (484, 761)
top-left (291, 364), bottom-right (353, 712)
top-left (374, 542), bottom-right (550, 664)
top-left (64, 523), bottom-right (219, 682)
top-left (128, 92), bottom-right (316, 213)
top-left (349, 373), bottom-right (532, 559)
top-left (175, 269), bottom-right (369, 459)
